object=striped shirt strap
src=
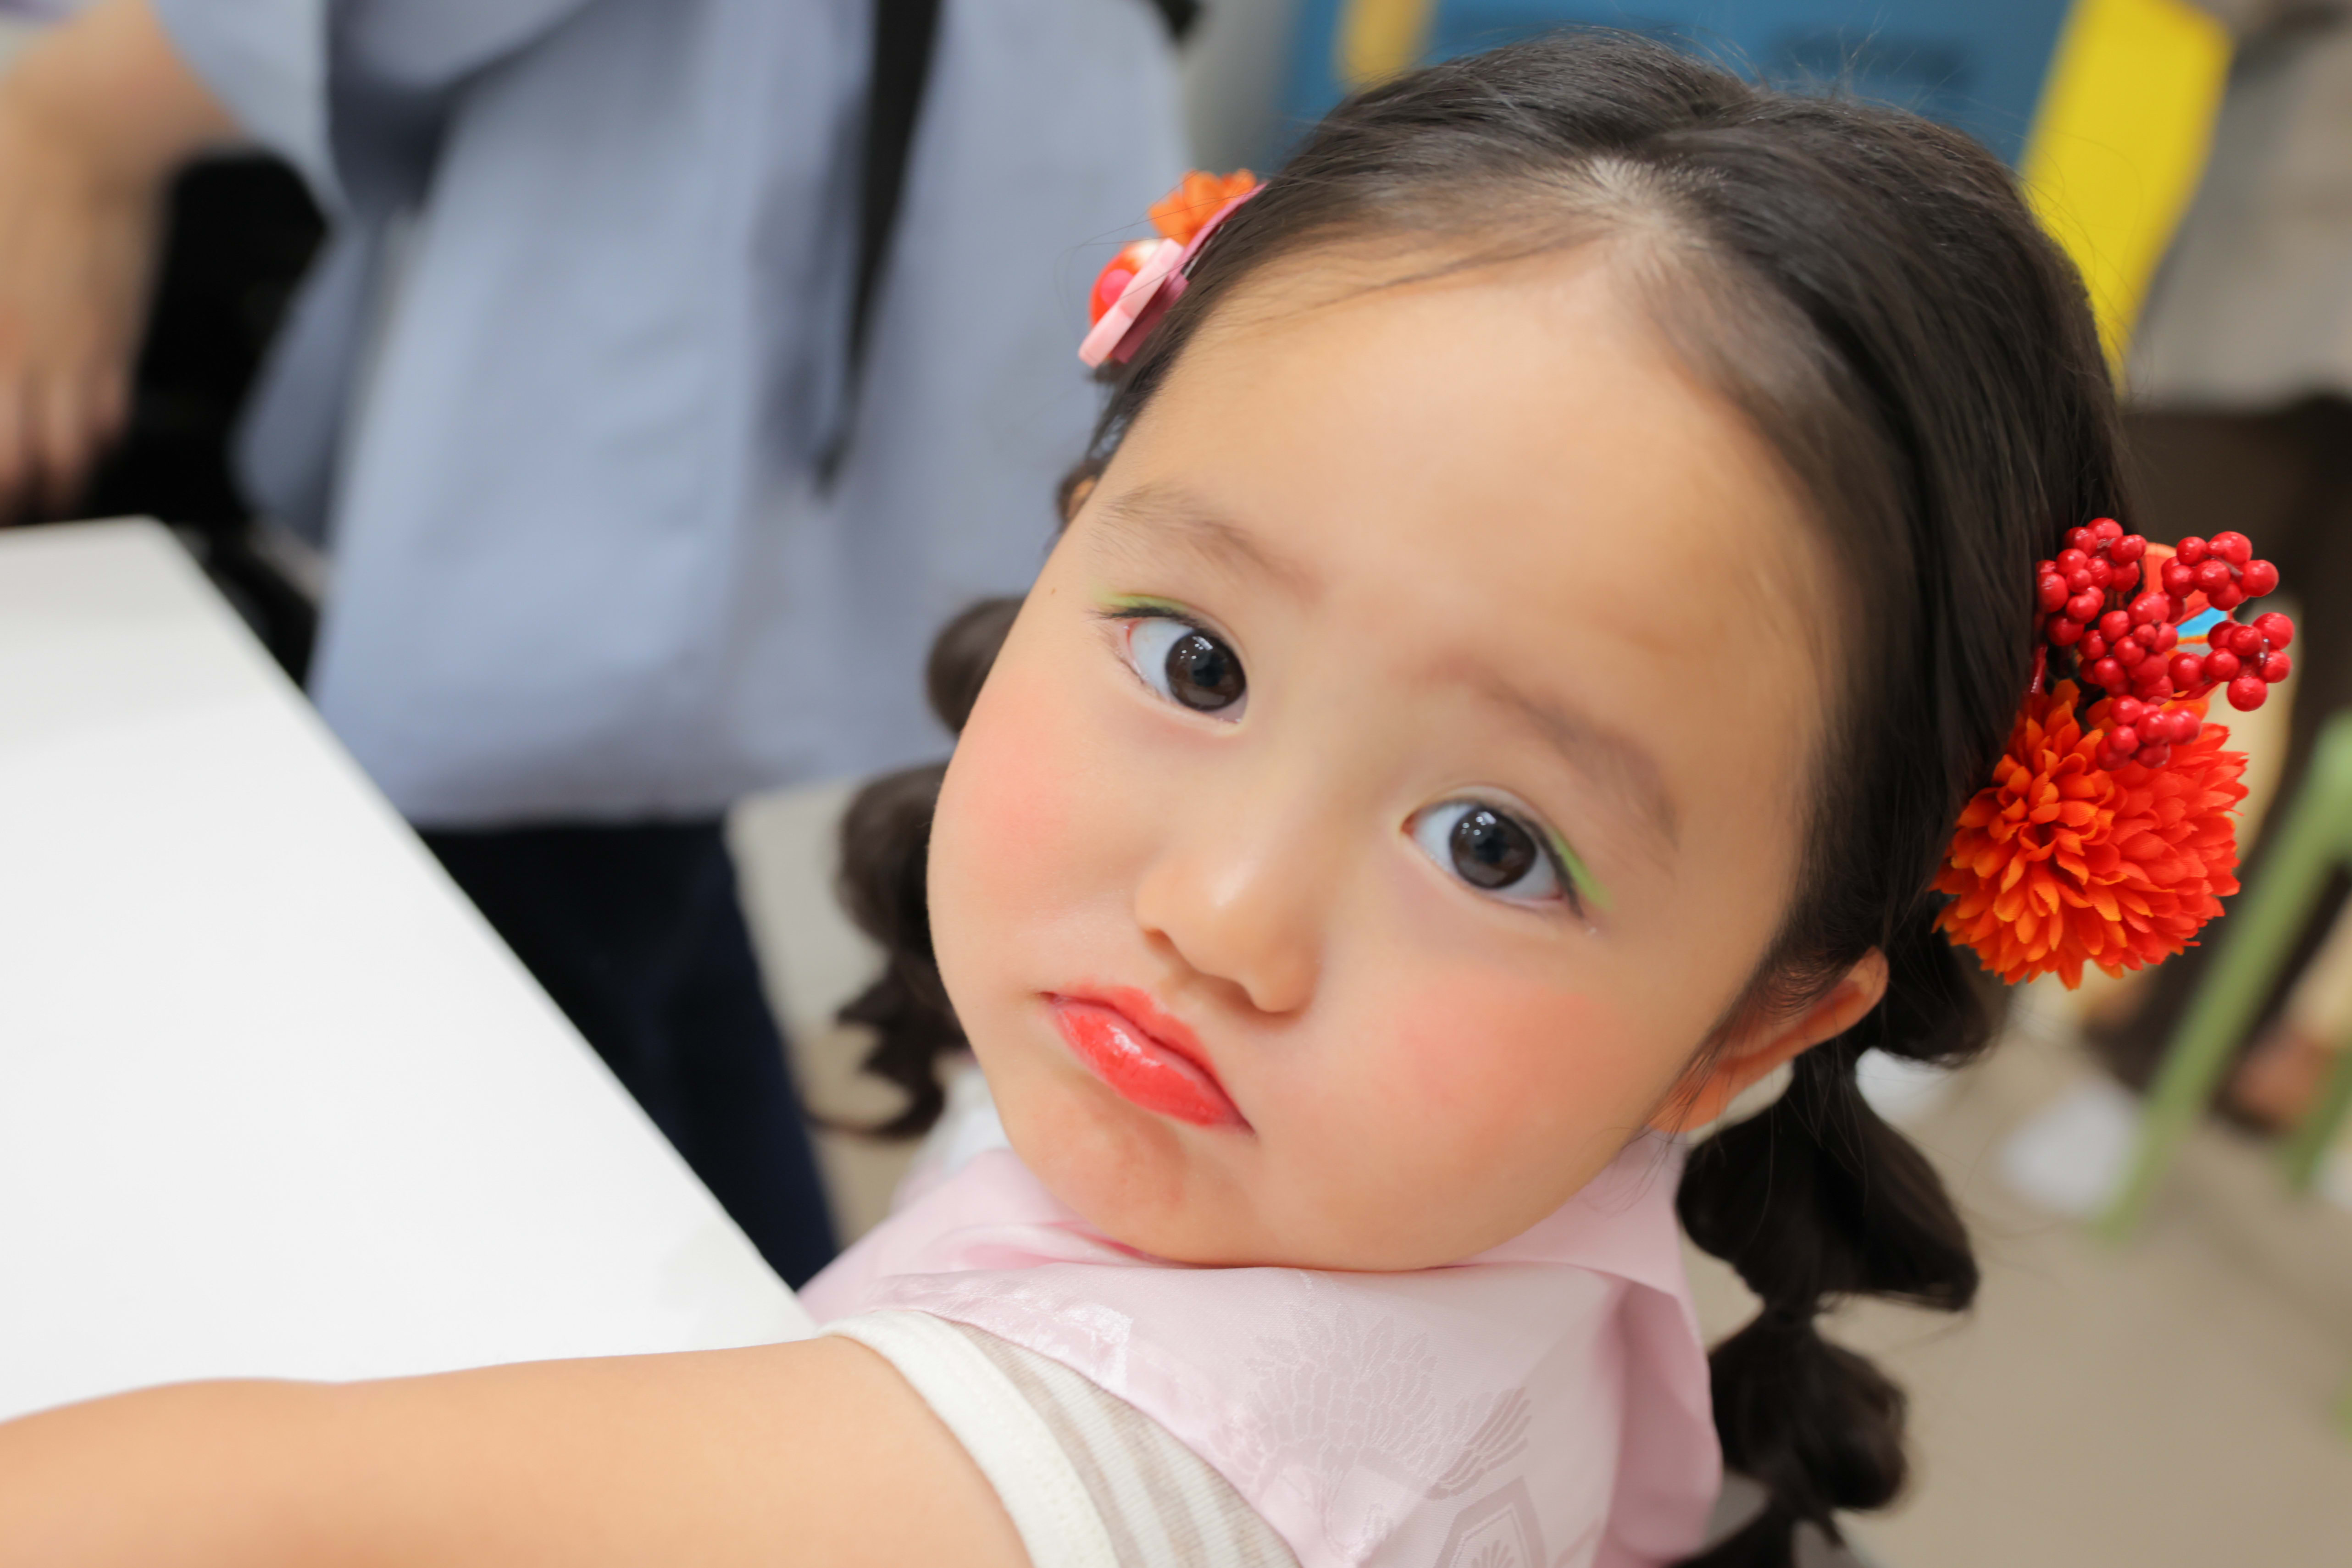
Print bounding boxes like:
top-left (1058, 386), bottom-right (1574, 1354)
top-left (826, 1310), bottom-right (1297, 1568)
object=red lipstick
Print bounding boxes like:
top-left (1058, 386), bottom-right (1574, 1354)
top-left (1047, 987), bottom-right (1245, 1129)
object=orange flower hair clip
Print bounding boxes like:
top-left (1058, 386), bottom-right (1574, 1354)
top-left (1081, 170), bottom-right (1262, 368)
top-left (1936, 519), bottom-right (2292, 986)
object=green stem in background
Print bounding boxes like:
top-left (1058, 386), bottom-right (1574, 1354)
top-left (2280, 1040), bottom-right (2352, 1194)
top-left (2099, 712), bottom-right (2352, 1242)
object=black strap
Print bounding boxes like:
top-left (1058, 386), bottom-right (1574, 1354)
top-left (819, 0), bottom-right (944, 486)
top-left (1148, 0), bottom-right (1200, 41)
top-left (820, 0), bottom-right (1199, 485)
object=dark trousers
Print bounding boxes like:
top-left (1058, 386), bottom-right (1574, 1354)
top-left (2093, 399), bottom-right (2352, 1087)
top-left (423, 820), bottom-right (838, 1286)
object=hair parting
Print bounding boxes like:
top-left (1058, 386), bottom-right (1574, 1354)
top-left (835, 30), bottom-right (2124, 1562)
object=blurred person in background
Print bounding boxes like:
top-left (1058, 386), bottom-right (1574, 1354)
top-left (0, 0), bottom-right (327, 672)
top-left (0, 0), bottom-right (1187, 1285)
top-left (2093, 0), bottom-right (2352, 1114)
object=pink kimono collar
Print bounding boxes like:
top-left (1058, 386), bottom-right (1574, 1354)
top-left (802, 1137), bottom-right (1720, 1568)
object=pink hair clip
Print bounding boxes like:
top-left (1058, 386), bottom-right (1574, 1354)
top-left (1080, 174), bottom-right (1262, 369)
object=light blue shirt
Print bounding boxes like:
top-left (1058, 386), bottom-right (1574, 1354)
top-left (155, 0), bottom-right (1183, 824)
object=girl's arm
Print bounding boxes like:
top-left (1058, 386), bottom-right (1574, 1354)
top-left (0, 1337), bottom-right (1029, 1567)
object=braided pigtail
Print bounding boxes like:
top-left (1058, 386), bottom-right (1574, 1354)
top-left (832, 597), bottom-right (1021, 1137)
top-left (1677, 914), bottom-right (1996, 1564)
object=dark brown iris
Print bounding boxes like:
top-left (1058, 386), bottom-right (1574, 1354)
top-left (1450, 807), bottom-right (1538, 889)
top-left (1166, 630), bottom-right (1243, 711)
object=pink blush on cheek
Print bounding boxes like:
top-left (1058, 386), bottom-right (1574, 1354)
top-left (1262, 971), bottom-right (1673, 1265)
top-left (1379, 976), bottom-right (1661, 1155)
top-left (942, 678), bottom-right (1086, 877)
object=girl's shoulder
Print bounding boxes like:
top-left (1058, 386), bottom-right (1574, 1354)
top-left (802, 1077), bottom-right (1719, 1568)
top-left (828, 1309), bottom-right (1298, 1568)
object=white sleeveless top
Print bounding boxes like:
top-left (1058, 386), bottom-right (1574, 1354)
top-left (802, 1109), bottom-right (1719, 1568)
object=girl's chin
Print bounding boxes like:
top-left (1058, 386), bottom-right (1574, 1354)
top-left (1002, 1098), bottom-right (1264, 1260)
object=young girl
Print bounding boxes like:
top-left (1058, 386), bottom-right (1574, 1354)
top-left (0, 33), bottom-right (2280, 1568)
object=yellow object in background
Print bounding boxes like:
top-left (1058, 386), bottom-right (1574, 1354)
top-left (2020, 0), bottom-right (2232, 369)
top-left (1337, 0), bottom-right (1439, 86)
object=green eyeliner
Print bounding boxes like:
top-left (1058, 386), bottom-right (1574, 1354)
top-left (1544, 826), bottom-right (1613, 913)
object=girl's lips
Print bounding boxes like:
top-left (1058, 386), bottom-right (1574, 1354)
top-left (1047, 989), bottom-right (1246, 1129)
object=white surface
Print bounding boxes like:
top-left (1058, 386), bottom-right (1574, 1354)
top-left (1998, 1076), bottom-right (2141, 1218)
top-left (2321, 1147), bottom-right (2352, 1216)
top-left (0, 520), bottom-right (812, 1423)
top-left (1856, 1048), bottom-right (1959, 1127)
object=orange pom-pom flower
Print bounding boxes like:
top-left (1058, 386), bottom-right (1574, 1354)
top-left (1935, 680), bottom-right (2247, 986)
top-left (1148, 169), bottom-right (1258, 246)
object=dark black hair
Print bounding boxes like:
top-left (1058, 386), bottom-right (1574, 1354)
top-left (836, 32), bottom-right (2121, 1566)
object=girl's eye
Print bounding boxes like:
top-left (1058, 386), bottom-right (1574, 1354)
top-left (1125, 615), bottom-right (1247, 715)
top-left (1409, 800), bottom-right (1569, 908)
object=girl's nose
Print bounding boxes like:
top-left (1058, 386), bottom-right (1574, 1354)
top-left (1130, 781), bottom-right (1338, 1017)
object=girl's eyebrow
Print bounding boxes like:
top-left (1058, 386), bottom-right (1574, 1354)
top-left (1453, 665), bottom-right (1681, 858)
top-left (1090, 483), bottom-right (1320, 599)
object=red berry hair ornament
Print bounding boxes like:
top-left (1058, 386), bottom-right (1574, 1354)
top-left (1936, 519), bottom-right (2289, 986)
top-left (1081, 170), bottom-right (1262, 368)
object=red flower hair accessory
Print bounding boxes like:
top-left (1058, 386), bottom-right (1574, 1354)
top-left (1080, 170), bottom-right (1262, 368)
top-left (1936, 681), bottom-right (2245, 986)
top-left (1938, 518), bottom-right (2288, 986)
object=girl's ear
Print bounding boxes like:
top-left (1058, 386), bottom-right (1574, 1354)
top-left (1649, 949), bottom-right (1890, 1134)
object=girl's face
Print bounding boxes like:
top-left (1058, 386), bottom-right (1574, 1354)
top-left (929, 249), bottom-right (1878, 1269)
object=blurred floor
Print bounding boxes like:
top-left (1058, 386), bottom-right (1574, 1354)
top-left (732, 781), bottom-right (2352, 1568)
top-left (1728, 992), bottom-right (2352, 1567)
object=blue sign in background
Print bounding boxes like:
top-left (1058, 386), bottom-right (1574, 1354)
top-left (1281, 1), bottom-right (2074, 165)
